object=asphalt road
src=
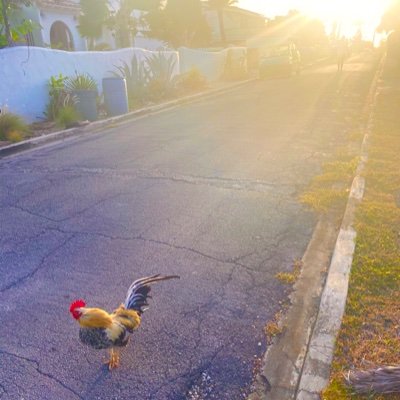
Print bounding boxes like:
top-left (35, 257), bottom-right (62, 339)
top-left (0, 54), bottom-right (377, 400)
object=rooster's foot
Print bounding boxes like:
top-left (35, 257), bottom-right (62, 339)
top-left (105, 348), bottom-right (120, 370)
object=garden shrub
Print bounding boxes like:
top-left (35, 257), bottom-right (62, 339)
top-left (45, 74), bottom-right (77, 121)
top-left (175, 67), bottom-right (207, 93)
top-left (0, 113), bottom-right (30, 142)
top-left (56, 105), bottom-right (81, 129)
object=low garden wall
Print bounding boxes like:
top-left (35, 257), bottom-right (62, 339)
top-left (179, 47), bottom-right (229, 81)
top-left (179, 47), bottom-right (247, 82)
top-left (0, 47), bottom-right (179, 122)
top-left (0, 46), bottom-right (246, 122)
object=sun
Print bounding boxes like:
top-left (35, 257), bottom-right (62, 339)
top-left (298, 0), bottom-right (392, 38)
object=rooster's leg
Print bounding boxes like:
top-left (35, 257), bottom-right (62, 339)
top-left (107, 348), bottom-right (120, 370)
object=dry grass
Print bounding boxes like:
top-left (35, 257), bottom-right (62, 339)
top-left (264, 312), bottom-right (283, 344)
top-left (275, 259), bottom-right (303, 285)
top-left (0, 113), bottom-right (30, 142)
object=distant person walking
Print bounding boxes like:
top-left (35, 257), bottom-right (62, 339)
top-left (336, 39), bottom-right (348, 72)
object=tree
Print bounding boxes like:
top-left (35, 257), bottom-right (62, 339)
top-left (378, 0), bottom-right (400, 61)
top-left (1, 0), bottom-right (13, 46)
top-left (207, 0), bottom-right (236, 46)
top-left (378, 0), bottom-right (400, 33)
top-left (78, 0), bottom-right (161, 50)
top-left (77, 0), bottom-right (109, 50)
top-left (108, 0), bottom-right (138, 48)
top-left (145, 0), bottom-right (211, 48)
top-left (0, 0), bottom-right (35, 48)
top-left (123, 0), bottom-right (160, 11)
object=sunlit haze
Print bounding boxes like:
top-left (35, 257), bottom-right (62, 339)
top-left (238, 0), bottom-right (392, 39)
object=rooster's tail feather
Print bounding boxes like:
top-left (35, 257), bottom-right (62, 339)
top-left (124, 274), bottom-right (180, 314)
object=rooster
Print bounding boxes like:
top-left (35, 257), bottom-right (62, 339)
top-left (69, 274), bottom-right (179, 369)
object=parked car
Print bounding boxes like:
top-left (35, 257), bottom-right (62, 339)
top-left (259, 44), bottom-right (301, 78)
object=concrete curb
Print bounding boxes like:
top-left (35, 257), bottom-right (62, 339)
top-left (247, 55), bottom-right (386, 400)
top-left (295, 54), bottom-right (386, 400)
top-left (0, 78), bottom-right (255, 159)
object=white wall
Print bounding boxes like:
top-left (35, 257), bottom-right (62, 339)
top-left (179, 47), bottom-right (247, 81)
top-left (0, 46), bottom-right (246, 123)
top-left (179, 47), bottom-right (229, 81)
top-left (134, 36), bottom-right (166, 51)
top-left (0, 47), bottom-right (179, 122)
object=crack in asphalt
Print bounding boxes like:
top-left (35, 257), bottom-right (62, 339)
top-left (7, 204), bottom-right (59, 223)
top-left (184, 346), bottom-right (227, 400)
top-left (0, 349), bottom-right (83, 399)
top-left (147, 346), bottom-right (225, 400)
top-left (178, 262), bottom-right (257, 396)
top-left (7, 191), bottom-right (134, 224)
top-left (39, 227), bottom-right (264, 275)
top-left (2, 175), bottom-right (55, 201)
top-left (138, 173), bottom-right (293, 195)
top-left (2, 221), bottom-right (281, 297)
top-left (139, 236), bottom-right (256, 272)
top-left (0, 228), bottom-right (52, 249)
top-left (1, 165), bottom-right (294, 196)
top-left (148, 259), bottom-right (254, 397)
top-left (0, 234), bottom-right (76, 294)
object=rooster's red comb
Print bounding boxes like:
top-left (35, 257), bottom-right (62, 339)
top-left (69, 299), bottom-right (86, 313)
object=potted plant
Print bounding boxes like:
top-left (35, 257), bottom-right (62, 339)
top-left (65, 73), bottom-right (98, 121)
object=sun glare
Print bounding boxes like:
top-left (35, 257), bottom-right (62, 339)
top-left (302, 0), bottom-right (392, 37)
top-left (239, 0), bottom-right (392, 39)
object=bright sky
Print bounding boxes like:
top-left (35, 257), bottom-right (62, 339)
top-left (238, 0), bottom-right (392, 39)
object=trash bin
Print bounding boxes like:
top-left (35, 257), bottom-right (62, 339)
top-left (102, 77), bottom-right (129, 117)
top-left (74, 89), bottom-right (98, 121)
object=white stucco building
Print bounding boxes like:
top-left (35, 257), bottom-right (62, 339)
top-left (12, 1), bottom-right (264, 51)
top-left (15, 0), bottom-right (163, 51)
top-left (203, 5), bottom-right (266, 46)
top-left (38, 0), bottom-right (87, 50)
top-left (19, 0), bottom-right (87, 50)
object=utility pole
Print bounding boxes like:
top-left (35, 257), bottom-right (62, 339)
top-left (1, 0), bottom-right (14, 46)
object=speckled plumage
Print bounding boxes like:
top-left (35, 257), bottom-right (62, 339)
top-left (79, 327), bottom-right (114, 349)
top-left (79, 325), bottom-right (129, 349)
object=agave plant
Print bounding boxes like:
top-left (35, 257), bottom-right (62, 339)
top-left (112, 55), bottom-right (150, 107)
top-left (111, 53), bottom-right (178, 106)
top-left (145, 52), bottom-right (178, 97)
top-left (63, 73), bottom-right (98, 121)
top-left (65, 72), bottom-right (98, 92)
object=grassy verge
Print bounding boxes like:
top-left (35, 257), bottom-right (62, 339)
top-left (322, 73), bottom-right (400, 398)
top-left (300, 154), bottom-right (359, 215)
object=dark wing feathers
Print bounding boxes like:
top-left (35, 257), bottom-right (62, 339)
top-left (124, 274), bottom-right (180, 314)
